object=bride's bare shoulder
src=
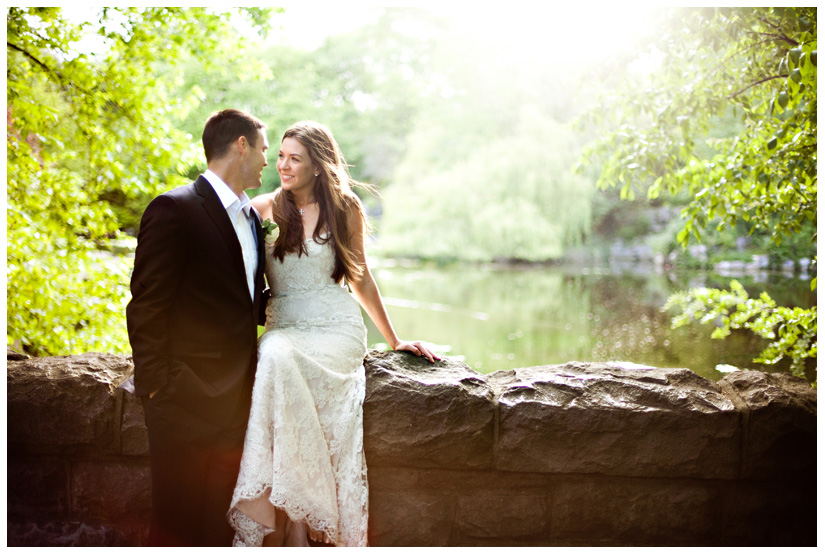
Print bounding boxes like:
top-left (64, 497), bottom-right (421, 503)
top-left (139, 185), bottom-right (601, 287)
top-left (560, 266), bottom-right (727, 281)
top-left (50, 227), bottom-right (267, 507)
top-left (251, 190), bottom-right (278, 219)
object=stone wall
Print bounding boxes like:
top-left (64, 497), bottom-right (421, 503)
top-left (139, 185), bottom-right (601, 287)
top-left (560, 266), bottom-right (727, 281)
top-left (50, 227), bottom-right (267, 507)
top-left (6, 350), bottom-right (816, 546)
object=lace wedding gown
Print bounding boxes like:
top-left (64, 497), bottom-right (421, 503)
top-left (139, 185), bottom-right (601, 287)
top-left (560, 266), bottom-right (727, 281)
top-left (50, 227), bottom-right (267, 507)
top-left (227, 237), bottom-right (369, 546)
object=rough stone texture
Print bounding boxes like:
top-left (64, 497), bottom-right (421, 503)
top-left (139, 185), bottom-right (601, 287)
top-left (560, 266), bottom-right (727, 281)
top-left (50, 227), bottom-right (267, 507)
top-left (718, 370), bottom-right (817, 480)
top-left (367, 467), bottom-right (455, 547)
top-left (7, 459), bottom-right (69, 519)
top-left (7, 521), bottom-right (146, 548)
top-left (6, 350), bottom-right (816, 546)
top-left (455, 493), bottom-right (548, 539)
top-left (548, 476), bottom-right (720, 546)
top-left (7, 353), bottom-right (133, 455)
top-left (490, 362), bottom-right (741, 479)
top-left (71, 460), bottom-right (152, 520)
top-left (120, 391), bottom-right (150, 456)
top-left (363, 350), bottom-right (495, 469)
top-left (8, 346), bottom-right (29, 361)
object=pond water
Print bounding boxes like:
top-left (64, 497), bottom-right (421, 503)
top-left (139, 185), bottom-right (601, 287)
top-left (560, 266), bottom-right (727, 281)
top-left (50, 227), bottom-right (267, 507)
top-left (362, 258), bottom-right (817, 383)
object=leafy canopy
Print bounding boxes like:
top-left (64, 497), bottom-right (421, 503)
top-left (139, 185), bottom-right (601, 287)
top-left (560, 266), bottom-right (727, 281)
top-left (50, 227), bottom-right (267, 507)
top-left (578, 7), bottom-right (816, 377)
top-left (7, 7), bottom-right (274, 355)
top-left (580, 7), bottom-right (816, 247)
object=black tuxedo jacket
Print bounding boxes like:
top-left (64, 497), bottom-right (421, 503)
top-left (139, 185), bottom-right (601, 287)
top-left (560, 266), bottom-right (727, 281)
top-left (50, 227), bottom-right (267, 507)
top-left (127, 175), bottom-right (268, 442)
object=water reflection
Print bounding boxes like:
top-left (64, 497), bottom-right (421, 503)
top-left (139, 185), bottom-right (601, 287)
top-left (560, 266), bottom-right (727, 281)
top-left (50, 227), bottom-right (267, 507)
top-left (364, 259), bottom-right (816, 383)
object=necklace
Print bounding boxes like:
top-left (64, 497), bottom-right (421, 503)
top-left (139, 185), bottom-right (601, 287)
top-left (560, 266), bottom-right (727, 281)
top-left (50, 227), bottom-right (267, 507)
top-left (297, 200), bottom-right (316, 216)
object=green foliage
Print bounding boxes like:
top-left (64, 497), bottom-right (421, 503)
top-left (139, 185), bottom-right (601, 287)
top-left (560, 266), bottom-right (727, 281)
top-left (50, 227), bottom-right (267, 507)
top-left (173, 9), bottom-right (594, 262)
top-left (664, 280), bottom-right (816, 377)
top-left (381, 110), bottom-right (592, 262)
top-left (7, 7), bottom-right (273, 355)
top-left (580, 7), bottom-right (816, 247)
top-left (579, 7), bottom-right (817, 376)
top-left (378, 26), bottom-right (592, 262)
top-left (173, 8), bottom-right (443, 202)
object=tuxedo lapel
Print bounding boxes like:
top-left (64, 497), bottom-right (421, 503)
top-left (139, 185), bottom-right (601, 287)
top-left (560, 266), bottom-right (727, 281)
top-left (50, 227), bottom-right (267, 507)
top-left (250, 206), bottom-right (265, 273)
top-left (194, 176), bottom-right (249, 293)
top-left (250, 206), bottom-right (267, 301)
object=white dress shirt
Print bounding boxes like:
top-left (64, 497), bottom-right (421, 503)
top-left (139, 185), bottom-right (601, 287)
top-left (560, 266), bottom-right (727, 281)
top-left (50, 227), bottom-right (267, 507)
top-left (202, 169), bottom-right (258, 299)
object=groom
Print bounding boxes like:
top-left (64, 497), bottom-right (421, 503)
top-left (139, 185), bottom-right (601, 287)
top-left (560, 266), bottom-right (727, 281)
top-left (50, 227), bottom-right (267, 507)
top-left (127, 108), bottom-right (270, 546)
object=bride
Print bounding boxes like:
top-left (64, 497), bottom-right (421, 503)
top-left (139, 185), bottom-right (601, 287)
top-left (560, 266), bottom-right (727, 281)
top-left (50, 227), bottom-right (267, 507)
top-left (227, 121), bottom-right (439, 546)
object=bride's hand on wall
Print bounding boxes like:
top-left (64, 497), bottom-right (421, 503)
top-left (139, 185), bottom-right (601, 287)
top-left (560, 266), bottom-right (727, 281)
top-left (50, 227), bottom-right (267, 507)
top-left (393, 340), bottom-right (441, 363)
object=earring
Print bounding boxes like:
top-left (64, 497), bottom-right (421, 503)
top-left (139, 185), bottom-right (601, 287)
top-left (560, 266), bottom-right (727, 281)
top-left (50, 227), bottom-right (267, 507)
top-left (315, 172), bottom-right (319, 176)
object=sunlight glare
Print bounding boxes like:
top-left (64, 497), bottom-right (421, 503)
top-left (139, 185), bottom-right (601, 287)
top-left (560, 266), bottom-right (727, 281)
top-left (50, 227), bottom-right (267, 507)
top-left (445, 5), bottom-right (658, 67)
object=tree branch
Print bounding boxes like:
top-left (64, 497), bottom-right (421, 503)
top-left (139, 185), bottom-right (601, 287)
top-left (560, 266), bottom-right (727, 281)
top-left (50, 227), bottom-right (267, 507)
top-left (756, 16), bottom-right (799, 46)
top-left (729, 74), bottom-right (788, 99)
top-left (748, 29), bottom-right (800, 46)
top-left (7, 41), bottom-right (57, 77)
top-left (8, 40), bottom-right (131, 119)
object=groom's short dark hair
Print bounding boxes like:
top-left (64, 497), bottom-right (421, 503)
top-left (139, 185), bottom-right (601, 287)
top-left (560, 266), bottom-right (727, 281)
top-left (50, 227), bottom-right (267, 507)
top-left (202, 109), bottom-right (266, 163)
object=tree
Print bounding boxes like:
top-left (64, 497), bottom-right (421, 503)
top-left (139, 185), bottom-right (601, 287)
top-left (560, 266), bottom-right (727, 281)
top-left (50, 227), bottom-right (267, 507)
top-left (171, 8), bottom-right (445, 202)
top-left (578, 7), bottom-right (816, 377)
top-left (379, 19), bottom-right (593, 262)
top-left (7, 7), bottom-right (273, 355)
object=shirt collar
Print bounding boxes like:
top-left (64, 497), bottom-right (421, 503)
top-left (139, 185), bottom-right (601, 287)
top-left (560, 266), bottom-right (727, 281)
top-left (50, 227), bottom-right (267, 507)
top-left (203, 169), bottom-right (252, 214)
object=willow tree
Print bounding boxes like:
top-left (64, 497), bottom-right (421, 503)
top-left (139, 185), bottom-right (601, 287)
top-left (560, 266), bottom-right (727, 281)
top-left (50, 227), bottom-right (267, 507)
top-left (579, 7), bottom-right (816, 376)
top-left (379, 23), bottom-right (592, 262)
top-left (173, 8), bottom-right (447, 197)
top-left (7, 7), bottom-right (274, 355)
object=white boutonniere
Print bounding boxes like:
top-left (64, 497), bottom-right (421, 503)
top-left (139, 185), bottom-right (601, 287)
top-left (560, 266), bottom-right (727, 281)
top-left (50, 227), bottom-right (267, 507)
top-left (262, 219), bottom-right (279, 246)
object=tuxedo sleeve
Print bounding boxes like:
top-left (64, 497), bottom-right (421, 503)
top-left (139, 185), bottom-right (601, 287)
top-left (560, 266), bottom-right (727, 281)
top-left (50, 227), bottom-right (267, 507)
top-left (251, 207), bottom-right (271, 327)
top-left (258, 287), bottom-right (270, 327)
top-left (126, 194), bottom-right (187, 397)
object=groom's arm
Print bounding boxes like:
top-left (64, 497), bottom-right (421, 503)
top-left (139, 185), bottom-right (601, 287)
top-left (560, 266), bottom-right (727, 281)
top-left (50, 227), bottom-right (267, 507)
top-left (258, 287), bottom-right (270, 326)
top-left (251, 201), bottom-right (271, 328)
top-left (126, 194), bottom-right (186, 398)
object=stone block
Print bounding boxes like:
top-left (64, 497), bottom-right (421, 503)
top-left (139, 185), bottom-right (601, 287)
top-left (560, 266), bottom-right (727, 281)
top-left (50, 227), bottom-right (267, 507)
top-left (549, 475), bottom-right (719, 545)
top-left (366, 465), bottom-right (421, 491)
top-left (5, 352), bottom-right (816, 547)
top-left (720, 481), bottom-right (816, 546)
top-left (491, 363), bottom-right (740, 479)
top-left (121, 392), bottom-right (149, 456)
top-left (363, 350), bottom-right (495, 470)
top-left (7, 520), bottom-right (146, 547)
top-left (71, 460), bottom-right (152, 521)
top-left (455, 493), bottom-right (548, 539)
top-left (418, 467), bottom-right (554, 492)
top-left (368, 488), bottom-right (454, 547)
top-left (8, 346), bottom-right (29, 360)
top-left (719, 370), bottom-right (816, 479)
top-left (7, 353), bottom-right (133, 455)
top-left (7, 458), bottom-right (69, 518)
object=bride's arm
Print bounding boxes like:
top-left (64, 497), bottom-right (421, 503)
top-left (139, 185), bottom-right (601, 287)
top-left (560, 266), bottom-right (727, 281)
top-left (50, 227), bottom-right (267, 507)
top-left (346, 200), bottom-right (440, 363)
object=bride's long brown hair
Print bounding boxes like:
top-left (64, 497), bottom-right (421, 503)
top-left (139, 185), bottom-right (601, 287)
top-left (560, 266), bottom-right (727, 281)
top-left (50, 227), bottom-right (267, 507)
top-left (271, 121), bottom-right (374, 284)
